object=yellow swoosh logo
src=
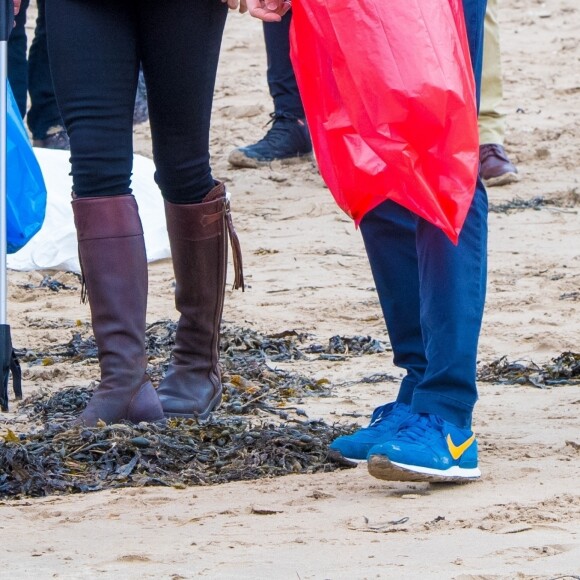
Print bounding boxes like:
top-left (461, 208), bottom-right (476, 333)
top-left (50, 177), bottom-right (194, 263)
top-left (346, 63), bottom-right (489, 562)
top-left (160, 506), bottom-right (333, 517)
top-left (446, 433), bottom-right (475, 460)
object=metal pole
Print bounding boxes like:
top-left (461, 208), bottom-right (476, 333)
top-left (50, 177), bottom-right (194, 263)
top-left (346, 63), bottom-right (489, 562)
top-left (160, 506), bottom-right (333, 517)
top-left (0, 39), bottom-right (7, 326)
top-left (0, 0), bottom-right (16, 411)
top-left (0, 0), bottom-right (12, 327)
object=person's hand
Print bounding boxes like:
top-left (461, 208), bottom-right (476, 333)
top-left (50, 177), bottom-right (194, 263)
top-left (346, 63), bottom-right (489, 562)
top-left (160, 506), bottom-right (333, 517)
top-left (246, 0), bottom-right (291, 21)
top-left (224, 0), bottom-right (290, 21)
top-left (222, 0), bottom-right (242, 10)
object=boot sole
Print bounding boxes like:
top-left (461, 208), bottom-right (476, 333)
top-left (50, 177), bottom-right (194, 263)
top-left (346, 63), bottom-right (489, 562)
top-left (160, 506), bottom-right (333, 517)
top-left (483, 172), bottom-right (519, 187)
top-left (368, 455), bottom-right (481, 484)
top-left (162, 392), bottom-right (222, 421)
top-left (228, 150), bottom-right (314, 169)
top-left (327, 448), bottom-right (366, 466)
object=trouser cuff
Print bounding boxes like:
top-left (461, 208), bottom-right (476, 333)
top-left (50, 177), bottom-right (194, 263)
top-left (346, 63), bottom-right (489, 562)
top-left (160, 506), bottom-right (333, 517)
top-left (411, 393), bottom-right (474, 429)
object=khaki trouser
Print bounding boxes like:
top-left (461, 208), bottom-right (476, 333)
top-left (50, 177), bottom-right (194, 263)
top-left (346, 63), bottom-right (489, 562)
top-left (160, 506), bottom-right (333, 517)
top-left (478, 0), bottom-right (504, 145)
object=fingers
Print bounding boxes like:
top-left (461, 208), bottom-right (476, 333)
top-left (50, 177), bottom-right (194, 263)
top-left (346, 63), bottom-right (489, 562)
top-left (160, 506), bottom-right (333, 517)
top-left (224, 0), bottom-right (290, 20)
top-left (244, 0), bottom-right (290, 21)
top-left (222, 0), bottom-right (240, 9)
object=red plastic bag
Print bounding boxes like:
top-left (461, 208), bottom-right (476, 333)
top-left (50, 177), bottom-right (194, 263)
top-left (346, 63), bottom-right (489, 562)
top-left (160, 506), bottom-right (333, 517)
top-left (290, 0), bottom-right (479, 243)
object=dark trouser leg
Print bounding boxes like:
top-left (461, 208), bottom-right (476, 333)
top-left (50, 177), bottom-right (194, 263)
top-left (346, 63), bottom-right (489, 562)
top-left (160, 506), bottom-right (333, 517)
top-left (361, 200), bottom-right (486, 430)
top-left (263, 11), bottom-right (304, 119)
top-left (411, 180), bottom-right (487, 429)
top-left (27, 0), bottom-right (64, 141)
top-left (140, 0), bottom-right (228, 203)
top-left (360, 184), bottom-right (487, 429)
top-left (7, 0), bottom-right (30, 117)
top-left (359, 202), bottom-right (427, 404)
top-left (46, 0), bottom-right (139, 197)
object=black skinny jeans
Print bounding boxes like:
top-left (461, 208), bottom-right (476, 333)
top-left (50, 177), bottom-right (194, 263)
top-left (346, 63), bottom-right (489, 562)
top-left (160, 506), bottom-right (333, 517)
top-left (46, 0), bottom-right (228, 202)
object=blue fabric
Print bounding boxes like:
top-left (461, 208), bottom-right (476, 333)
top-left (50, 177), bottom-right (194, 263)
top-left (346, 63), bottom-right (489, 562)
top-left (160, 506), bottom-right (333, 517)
top-left (368, 414), bottom-right (479, 477)
top-left (329, 402), bottom-right (412, 461)
top-left (368, 414), bottom-right (479, 474)
top-left (263, 11), bottom-right (305, 119)
top-left (6, 83), bottom-right (47, 254)
top-left (359, 0), bottom-right (488, 430)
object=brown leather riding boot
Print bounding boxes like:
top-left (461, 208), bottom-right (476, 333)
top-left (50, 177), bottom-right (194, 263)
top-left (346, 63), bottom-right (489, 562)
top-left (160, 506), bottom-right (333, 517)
top-left (157, 182), bottom-right (244, 419)
top-left (72, 194), bottom-right (164, 426)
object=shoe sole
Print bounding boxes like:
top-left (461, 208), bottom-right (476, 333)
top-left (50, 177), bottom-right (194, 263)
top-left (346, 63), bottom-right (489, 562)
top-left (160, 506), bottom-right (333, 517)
top-left (367, 455), bottom-right (481, 483)
top-left (483, 172), bottom-right (519, 187)
top-left (162, 391), bottom-right (222, 421)
top-left (327, 448), bottom-right (367, 465)
top-left (228, 149), bottom-right (313, 169)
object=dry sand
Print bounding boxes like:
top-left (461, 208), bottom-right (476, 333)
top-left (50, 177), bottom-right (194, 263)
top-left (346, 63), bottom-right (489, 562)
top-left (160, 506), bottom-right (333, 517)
top-left (1, 0), bottom-right (579, 578)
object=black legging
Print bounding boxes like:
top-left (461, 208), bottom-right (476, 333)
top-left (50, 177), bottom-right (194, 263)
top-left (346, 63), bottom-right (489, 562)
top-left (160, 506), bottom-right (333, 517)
top-left (46, 0), bottom-right (228, 203)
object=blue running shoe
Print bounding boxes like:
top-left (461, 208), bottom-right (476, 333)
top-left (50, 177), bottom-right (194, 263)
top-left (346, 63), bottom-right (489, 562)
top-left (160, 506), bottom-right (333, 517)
top-left (228, 113), bottom-right (312, 168)
top-left (367, 414), bottom-right (481, 483)
top-left (329, 402), bottom-right (412, 462)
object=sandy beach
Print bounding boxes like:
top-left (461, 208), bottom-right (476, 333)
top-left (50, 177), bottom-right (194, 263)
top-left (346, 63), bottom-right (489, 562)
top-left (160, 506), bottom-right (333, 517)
top-left (1, 0), bottom-right (579, 578)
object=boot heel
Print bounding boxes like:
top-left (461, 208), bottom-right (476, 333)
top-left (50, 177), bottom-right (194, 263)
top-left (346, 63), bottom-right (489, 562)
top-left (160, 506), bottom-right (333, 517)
top-left (127, 380), bottom-right (165, 424)
top-left (195, 388), bottom-right (222, 420)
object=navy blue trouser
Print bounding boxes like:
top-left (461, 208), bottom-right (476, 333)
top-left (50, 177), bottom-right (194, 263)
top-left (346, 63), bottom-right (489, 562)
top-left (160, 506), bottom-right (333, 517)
top-left (360, 0), bottom-right (488, 429)
top-left (7, 0), bottom-right (29, 118)
top-left (263, 11), bottom-right (304, 119)
top-left (45, 0), bottom-right (227, 202)
top-left (8, 0), bottom-right (64, 140)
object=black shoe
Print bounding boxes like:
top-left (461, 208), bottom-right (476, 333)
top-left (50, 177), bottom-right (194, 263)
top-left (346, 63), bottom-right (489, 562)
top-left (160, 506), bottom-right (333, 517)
top-left (228, 113), bottom-right (313, 168)
top-left (133, 68), bottom-right (149, 126)
top-left (33, 126), bottom-right (70, 150)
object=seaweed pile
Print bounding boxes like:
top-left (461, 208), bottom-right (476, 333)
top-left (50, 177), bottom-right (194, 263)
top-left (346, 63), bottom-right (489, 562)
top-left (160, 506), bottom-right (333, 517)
top-left (489, 190), bottom-right (580, 214)
top-left (0, 417), bottom-right (354, 497)
top-left (1, 322), bottom-right (382, 497)
top-left (18, 321), bottom-right (388, 421)
top-left (478, 352), bottom-right (580, 387)
top-left (489, 196), bottom-right (549, 213)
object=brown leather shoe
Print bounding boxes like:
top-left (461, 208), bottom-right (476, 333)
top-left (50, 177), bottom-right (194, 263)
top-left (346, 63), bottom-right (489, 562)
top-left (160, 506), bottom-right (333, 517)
top-left (479, 143), bottom-right (519, 187)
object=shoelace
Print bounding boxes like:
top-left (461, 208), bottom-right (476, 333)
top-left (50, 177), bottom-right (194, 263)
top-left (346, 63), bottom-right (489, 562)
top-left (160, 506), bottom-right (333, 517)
top-left (367, 402), bottom-right (409, 430)
top-left (480, 144), bottom-right (510, 163)
top-left (258, 113), bottom-right (302, 148)
top-left (393, 413), bottom-right (444, 443)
